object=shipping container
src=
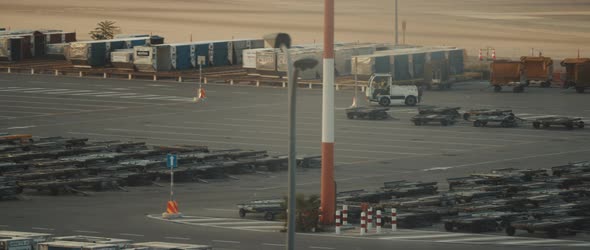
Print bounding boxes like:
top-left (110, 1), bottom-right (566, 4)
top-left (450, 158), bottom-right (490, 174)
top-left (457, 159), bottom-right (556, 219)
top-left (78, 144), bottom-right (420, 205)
top-left (520, 56), bottom-right (553, 83)
top-left (68, 41), bottom-right (107, 67)
top-left (43, 32), bottom-right (76, 44)
top-left (228, 39), bottom-right (264, 65)
top-left (191, 43), bottom-right (209, 67)
top-left (575, 62), bottom-right (590, 91)
top-left (490, 60), bottom-right (524, 85)
top-left (209, 41), bottom-right (229, 66)
top-left (169, 44), bottom-right (192, 70)
top-left (38, 241), bottom-right (118, 250)
top-left (110, 49), bottom-right (134, 69)
top-left (0, 36), bottom-right (24, 62)
top-left (277, 48), bottom-right (322, 79)
top-left (133, 45), bottom-right (172, 72)
top-left (255, 49), bottom-right (278, 73)
top-left (131, 242), bottom-right (212, 250)
top-left (0, 237), bottom-right (34, 250)
top-left (52, 236), bottom-right (131, 249)
top-left (242, 48), bottom-right (269, 69)
top-left (45, 43), bottom-right (68, 59)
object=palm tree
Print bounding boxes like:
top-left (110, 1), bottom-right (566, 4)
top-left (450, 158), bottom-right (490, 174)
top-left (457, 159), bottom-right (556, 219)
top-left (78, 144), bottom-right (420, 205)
top-left (89, 20), bottom-right (120, 40)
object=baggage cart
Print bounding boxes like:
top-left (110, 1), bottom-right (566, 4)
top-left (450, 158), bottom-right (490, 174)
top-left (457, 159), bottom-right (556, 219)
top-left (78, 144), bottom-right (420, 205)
top-left (530, 116), bottom-right (584, 130)
top-left (237, 199), bottom-right (284, 221)
top-left (345, 107), bottom-right (390, 120)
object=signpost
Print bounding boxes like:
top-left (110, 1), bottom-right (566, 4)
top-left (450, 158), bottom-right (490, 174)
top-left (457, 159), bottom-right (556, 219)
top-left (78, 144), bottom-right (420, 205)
top-left (166, 153), bottom-right (178, 201)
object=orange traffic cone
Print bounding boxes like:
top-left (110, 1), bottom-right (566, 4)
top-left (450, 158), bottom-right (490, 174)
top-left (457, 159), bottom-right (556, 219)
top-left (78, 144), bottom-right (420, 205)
top-left (162, 200), bottom-right (182, 219)
top-left (492, 49), bottom-right (496, 60)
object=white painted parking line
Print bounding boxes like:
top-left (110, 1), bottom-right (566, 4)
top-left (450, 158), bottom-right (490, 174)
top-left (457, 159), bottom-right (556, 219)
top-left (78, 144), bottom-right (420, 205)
top-left (212, 240), bottom-right (240, 244)
top-left (498, 239), bottom-right (568, 245)
top-left (1, 110), bottom-right (49, 114)
top-left (262, 243), bottom-right (284, 247)
top-left (31, 227), bottom-right (55, 231)
top-left (145, 124), bottom-right (232, 132)
top-left (45, 90), bottom-right (96, 95)
top-left (380, 233), bottom-right (472, 240)
top-left (73, 230), bottom-right (100, 234)
top-left (6, 126), bottom-right (36, 130)
top-left (435, 235), bottom-right (514, 243)
top-left (70, 91), bottom-right (119, 96)
top-left (164, 236), bottom-right (190, 240)
top-left (0, 100), bottom-right (121, 108)
top-left (141, 96), bottom-right (184, 100)
top-left (204, 208), bottom-right (236, 212)
top-left (120, 94), bottom-right (160, 99)
top-left (2, 105), bottom-right (85, 111)
top-left (0, 115), bottom-right (15, 119)
top-left (203, 221), bottom-right (282, 226)
top-left (309, 246), bottom-right (335, 250)
top-left (568, 243), bottom-right (590, 247)
top-left (92, 93), bottom-right (138, 97)
top-left (27, 81), bottom-right (48, 84)
top-left (119, 233), bottom-right (144, 237)
top-left (176, 218), bottom-right (229, 223)
top-left (20, 89), bottom-right (70, 93)
top-left (0, 87), bottom-right (44, 91)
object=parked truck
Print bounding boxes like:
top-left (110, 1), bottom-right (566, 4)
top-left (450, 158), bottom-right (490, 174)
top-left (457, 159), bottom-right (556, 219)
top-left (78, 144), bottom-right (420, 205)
top-left (366, 73), bottom-right (421, 106)
top-left (521, 56), bottom-right (553, 87)
top-left (490, 60), bottom-right (525, 93)
top-left (561, 58), bottom-right (590, 93)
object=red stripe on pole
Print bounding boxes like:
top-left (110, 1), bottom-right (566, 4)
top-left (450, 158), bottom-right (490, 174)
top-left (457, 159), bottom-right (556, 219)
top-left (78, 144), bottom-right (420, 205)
top-left (320, 142), bottom-right (335, 224)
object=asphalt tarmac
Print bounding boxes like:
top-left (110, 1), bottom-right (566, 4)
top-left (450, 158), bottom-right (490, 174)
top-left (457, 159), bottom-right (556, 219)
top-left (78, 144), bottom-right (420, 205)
top-left (1, 73), bottom-right (589, 249)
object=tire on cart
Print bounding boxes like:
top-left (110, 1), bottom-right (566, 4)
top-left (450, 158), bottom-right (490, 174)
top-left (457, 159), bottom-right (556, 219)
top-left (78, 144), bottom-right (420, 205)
top-left (506, 226), bottom-right (516, 236)
top-left (440, 120), bottom-right (449, 126)
top-left (533, 122), bottom-right (541, 129)
top-left (576, 87), bottom-right (585, 93)
top-left (547, 229), bottom-right (559, 238)
top-left (578, 121), bottom-right (585, 128)
top-left (405, 96), bottom-right (417, 106)
top-left (239, 208), bottom-right (247, 218)
top-left (264, 211), bottom-right (275, 221)
top-left (379, 97), bottom-right (391, 107)
top-left (463, 113), bottom-right (470, 121)
top-left (347, 113), bottom-right (355, 119)
top-left (444, 222), bottom-right (454, 232)
top-left (413, 120), bottom-right (422, 126)
top-left (565, 122), bottom-right (574, 130)
top-left (494, 85), bottom-right (502, 93)
top-left (474, 120), bottom-right (483, 127)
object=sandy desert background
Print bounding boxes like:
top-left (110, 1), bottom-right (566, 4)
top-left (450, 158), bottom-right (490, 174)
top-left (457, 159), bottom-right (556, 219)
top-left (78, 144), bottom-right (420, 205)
top-left (1, 0), bottom-right (589, 59)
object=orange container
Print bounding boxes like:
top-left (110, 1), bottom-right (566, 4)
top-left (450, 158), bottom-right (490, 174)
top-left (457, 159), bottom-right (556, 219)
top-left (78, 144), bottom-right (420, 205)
top-left (521, 56), bottom-right (553, 82)
top-left (490, 60), bottom-right (523, 85)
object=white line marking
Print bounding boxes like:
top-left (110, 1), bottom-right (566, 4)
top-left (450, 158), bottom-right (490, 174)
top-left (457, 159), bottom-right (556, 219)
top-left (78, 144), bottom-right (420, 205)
top-left (0, 100), bottom-right (121, 108)
top-left (499, 239), bottom-right (570, 245)
top-left (423, 148), bottom-right (590, 172)
top-left (203, 221), bottom-right (282, 226)
top-left (380, 233), bottom-right (472, 240)
top-left (0, 115), bottom-right (15, 119)
top-left (120, 94), bottom-right (160, 99)
top-left (73, 230), bottom-right (100, 234)
top-left (309, 246), bottom-right (335, 250)
top-left (568, 243), bottom-right (590, 247)
top-left (0, 94), bottom-right (155, 105)
top-left (262, 243), bottom-right (285, 247)
top-left (44, 90), bottom-right (96, 95)
top-left (0, 88), bottom-right (44, 91)
top-left (204, 208), bottom-right (236, 212)
top-left (21, 89), bottom-right (70, 93)
top-left (6, 126), bottom-right (36, 130)
top-left (142, 96), bottom-right (184, 100)
top-left (31, 227), bottom-right (55, 231)
top-left (27, 81), bottom-right (48, 84)
top-left (145, 124), bottom-right (232, 132)
top-left (92, 93), bottom-right (138, 97)
top-left (229, 226), bottom-right (284, 230)
top-left (176, 218), bottom-right (230, 223)
top-left (212, 240), bottom-right (240, 244)
top-left (164, 236), bottom-right (190, 240)
top-left (436, 235), bottom-right (514, 243)
top-left (70, 91), bottom-right (119, 96)
top-left (1, 105), bottom-right (85, 111)
top-left (119, 233), bottom-right (144, 237)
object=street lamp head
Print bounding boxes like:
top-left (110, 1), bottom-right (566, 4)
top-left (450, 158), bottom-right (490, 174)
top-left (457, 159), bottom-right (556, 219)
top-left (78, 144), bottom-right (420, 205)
top-left (294, 57), bottom-right (318, 71)
top-left (263, 33), bottom-right (291, 49)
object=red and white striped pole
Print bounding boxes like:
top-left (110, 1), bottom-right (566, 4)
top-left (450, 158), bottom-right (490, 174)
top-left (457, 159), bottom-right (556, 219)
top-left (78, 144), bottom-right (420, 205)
top-left (376, 210), bottom-right (382, 233)
top-left (342, 205), bottom-right (348, 225)
top-left (320, 0), bottom-right (336, 225)
top-left (478, 49), bottom-right (483, 61)
top-left (360, 212), bottom-right (367, 235)
top-left (492, 49), bottom-right (496, 60)
top-left (391, 208), bottom-right (397, 232)
top-left (367, 207), bottom-right (373, 231)
top-left (335, 210), bottom-right (341, 234)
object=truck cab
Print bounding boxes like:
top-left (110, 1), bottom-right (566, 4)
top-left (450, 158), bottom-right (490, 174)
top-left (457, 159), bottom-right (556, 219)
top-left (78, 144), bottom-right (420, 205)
top-left (365, 73), bottom-right (421, 106)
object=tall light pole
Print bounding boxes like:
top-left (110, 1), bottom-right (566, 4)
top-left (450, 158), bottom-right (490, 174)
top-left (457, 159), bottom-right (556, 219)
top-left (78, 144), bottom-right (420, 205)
top-left (321, 0), bottom-right (336, 225)
top-left (395, 0), bottom-right (399, 45)
top-left (263, 33), bottom-right (317, 250)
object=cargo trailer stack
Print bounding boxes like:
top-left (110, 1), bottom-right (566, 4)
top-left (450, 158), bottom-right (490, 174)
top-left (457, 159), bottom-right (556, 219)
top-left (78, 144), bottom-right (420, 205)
top-left (110, 49), bottom-right (135, 69)
top-left (133, 45), bottom-right (172, 72)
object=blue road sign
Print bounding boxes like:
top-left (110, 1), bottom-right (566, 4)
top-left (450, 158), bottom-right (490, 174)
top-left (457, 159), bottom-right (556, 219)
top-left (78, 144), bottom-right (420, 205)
top-left (166, 154), bottom-right (178, 169)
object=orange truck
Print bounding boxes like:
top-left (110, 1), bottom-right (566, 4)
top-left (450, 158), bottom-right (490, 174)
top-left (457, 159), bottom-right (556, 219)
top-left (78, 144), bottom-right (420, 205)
top-left (490, 60), bottom-right (525, 93)
top-left (561, 58), bottom-right (590, 93)
top-left (520, 56), bottom-right (554, 87)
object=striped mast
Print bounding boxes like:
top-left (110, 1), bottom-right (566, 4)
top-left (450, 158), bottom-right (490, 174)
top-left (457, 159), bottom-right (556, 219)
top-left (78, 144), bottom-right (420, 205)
top-left (320, 0), bottom-right (336, 224)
